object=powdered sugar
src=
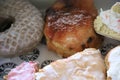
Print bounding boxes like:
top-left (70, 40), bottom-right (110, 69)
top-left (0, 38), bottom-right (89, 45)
top-left (47, 10), bottom-right (91, 31)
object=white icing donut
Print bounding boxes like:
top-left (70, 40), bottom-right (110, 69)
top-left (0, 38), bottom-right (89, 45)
top-left (0, 0), bottom-right (44, 57)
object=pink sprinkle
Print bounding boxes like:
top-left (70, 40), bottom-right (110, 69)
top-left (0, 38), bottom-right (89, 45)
top-left (105, 14), bottom-right (108, 19)
top-left (118, 19), bottom-right (120, 22)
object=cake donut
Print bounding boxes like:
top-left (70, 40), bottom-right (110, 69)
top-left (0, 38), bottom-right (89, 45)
top-left (0, 0), bottom-right (44, 57)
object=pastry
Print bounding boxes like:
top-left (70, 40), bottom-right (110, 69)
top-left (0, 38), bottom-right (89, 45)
top-left (0, 0), bottom-right (44, 57)
top-left (4, 61), bottom-right (39, 80)
top-left (44, 0), bottom-right (103, 57)
top-left (94, 2), bottom-right (120, 41)
top-left (35, 48), bottom-right (106, 80)
top-left (105, 46), bottom-right (120, 80)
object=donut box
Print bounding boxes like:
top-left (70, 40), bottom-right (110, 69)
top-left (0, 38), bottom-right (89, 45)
top-left (0, 0), bottom-right (119, 79)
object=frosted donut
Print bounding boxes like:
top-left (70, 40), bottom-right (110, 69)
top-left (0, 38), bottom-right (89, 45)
top-left (0, 0), bottom-right (44, 57)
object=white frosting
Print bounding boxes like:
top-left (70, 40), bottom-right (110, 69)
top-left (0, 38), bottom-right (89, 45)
top-left (35, 65), bottom-right (58, 80)
top-left (35, 72), bottom-right (45, 80)
top-left (35, 48), bottom-right (105, 80)
top-left (107, 46), bottom-right (120, 80)
top-left (100, 8), bottom-right (120, 33)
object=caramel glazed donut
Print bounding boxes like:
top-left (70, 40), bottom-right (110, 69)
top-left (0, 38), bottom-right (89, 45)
top-left (0, 0), bottom-right (44, 57)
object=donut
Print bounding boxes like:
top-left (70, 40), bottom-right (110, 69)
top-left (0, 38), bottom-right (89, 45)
top-left (35, 48), bottom-right (106, 80)
top-left (44, 0), bottom-right (103, 57)
top-left (105, 46), bottom-right (120, 80)
top-left (0, 0), bottom-right (44, 57)
top-left (94, 2), bottom-right (120, 41)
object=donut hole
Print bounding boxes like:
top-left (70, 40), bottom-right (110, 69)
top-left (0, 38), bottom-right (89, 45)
top-left (0, 16), bottom-right (15, 32)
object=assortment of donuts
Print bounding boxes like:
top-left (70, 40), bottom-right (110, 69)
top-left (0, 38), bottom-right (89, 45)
top-left (0, 0), bottom-right (120, 80)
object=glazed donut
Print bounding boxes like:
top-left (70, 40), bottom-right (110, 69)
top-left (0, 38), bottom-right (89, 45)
top-left (44, 0), bottom-right (103, 57)
top-left (0, 0), bottom-right (44, 57)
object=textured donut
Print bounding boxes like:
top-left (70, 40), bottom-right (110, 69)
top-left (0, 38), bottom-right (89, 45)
top-left (0, 0), bottom-right (44, 57)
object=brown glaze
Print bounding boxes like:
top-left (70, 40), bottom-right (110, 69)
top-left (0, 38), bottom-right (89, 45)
top-left (46, 9), bottom-right (93, 40)
top-left (44, 0), bottom-right (103, 57)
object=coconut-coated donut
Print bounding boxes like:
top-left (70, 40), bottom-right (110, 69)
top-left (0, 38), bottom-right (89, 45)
top-left (0, 0), bottom-right (44, 57)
